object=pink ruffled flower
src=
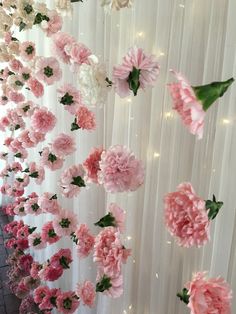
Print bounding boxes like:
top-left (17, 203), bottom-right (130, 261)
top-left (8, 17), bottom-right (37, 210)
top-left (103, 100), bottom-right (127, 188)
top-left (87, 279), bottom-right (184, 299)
top-left (113, 46), bottom-right (160, 97)
top-left (28, 162), bottom-right (45, 184)
top-left (164, 182), bottom-right (210, 247)
top-left (41, 221), bottom-right (61, 244)
top-left (15, 280), bottom-right (30, 299)
top-left (19, 295), bottom-right (35, 314)
top-left (75, 224), bottom-right (95, 258)
top-left (52, 31), bottom-right (75, 64)
top-left (75, 106), bottom-right (96, 131)
top-left (51, 133), bottom-right (76, 157)
top-left (38, 192), bottom-right (61, 214)
top-left (9, 59), bottom-right (23, 72)
top-left (20, 41), bottom-right (36, 61)
top-left (39, 264), bottom-right (63, 282)
top-left (168, 70), bottom-right (205, 139)
top-left (38, 288), bottom-right (60, 310)
top-left (53, 209), bottom-right (78, 236)
top-left (186, 272), bottom-right (232, 314)
top-left (31, 107), bottom-right (56, 133)
top-left (50, 248), bottom-right (73, 269)
top-left (34, 286), bottom-right (50, 304)
top-left (98, 145), bottom-right (144, 193)
top-left (16, 101), bottom-right (36, 117)
top-left (76, 281), bottom-right (95, 308)
top-left (56, 291), bottom-right (80, 314)
top-left (30, 262), bottom-right (42, 279)
top-left (25, 197), bottom-right (42, 215)
top-left (28, 129), bottom-right (45, 144)
top-left (60, 164), bottom-right (86, 198)
top-left (40, 147), bottom-right (64, 171)
top-left (8, 90), bottom-right (25, 103)
top-left (65, 41), bottom-right (91, 70)
top-left (27, 78), bottom-right (44, 98)
top-left (18, 254), bottom-right (33, 273)
top-left (41, 10), bottom-right (62, 37)
top-left (57, 84), bottom-right (83, 114)
top-left (18, 130), bottom-right (35, 148)
top-left (109, 203), bottom-right (125, 233)
top-left (97, 272), bottom-right (123, 298)
top-left (83, 147), bottom-right (104, 184)
top-left (28, 233), bottom-right (46, 250)
top-left (35, 57), bottom-right (62, 85)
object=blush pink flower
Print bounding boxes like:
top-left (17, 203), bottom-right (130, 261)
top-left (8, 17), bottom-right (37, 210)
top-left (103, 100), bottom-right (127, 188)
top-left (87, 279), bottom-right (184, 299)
top-left (57, 84), bottom-right (83, 114)
top-left (164, 182), bottom-right (210, 247)
top-left (41, 221), bottom-right (61, 244)
top-left (75, 224), bottom-right (95, 258)
top-left (65, 41), bottom-right (91, 70)
top-left (20, 41), bottom-right (36, 61)
top-left (27, 78), bottom-right (44, 98)
top-left (28, 130), bottom-right (45, 144)
top-left (109, 203), bottom-right (125, 233)
top-left (8, 90), bottom-right (25, 103)
top-left (53, 209), bottom-right (78, 236)
top-left (35, 57), bottom-right (62, 85)
top-left (41, 10), bottom-right (62, 37)
top-left (51, 133), bottom-right (76, 157)
top-left (98, 145), bottom-right (144, 193)
top-left (113, 46), bottom-right (160, 97)
top-left (76, 281), bottom-right (95, 308)
top-left (96, 272), bottom-right (123, 298)
top-left (185, 272), bottom-right (232, 314)
top-left (50, 248), bottom-right (73, 269)
top-left (28, 161), bottom-right (45, 184)
top-left (9, 59), bottom-right (23, 72)
top-left (52, 31), bottom-right (76, 63)
top-left (34, 286), bottom-right (50, 304)
top-left (28, 233), bottom-right (46, 250)
top-left (60, 164), bottom-right (86, 198)
top-left (83, 147), bottom-right (104, 184)
top-left (38, 288), bottom-right (60, 310)
top-left (18, 130), bottom-right (35, 148)
top-left (75, 106), bottom-right (96, 131)
top-left (38, 192), bottom-right (61, 215)
top-left (31, 107), bottom-right (56, 133)
top-left (25, 197), bottom-right (42, 215)
top-left (56, 291), bottom-right (80, 314)
top-left (40, 147), bottom-right (64, 171)
top-left (168, 70), bottom-right (205, 139)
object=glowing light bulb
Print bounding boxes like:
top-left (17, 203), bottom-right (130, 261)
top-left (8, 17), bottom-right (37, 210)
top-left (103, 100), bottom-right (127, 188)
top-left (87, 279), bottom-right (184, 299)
top-left (129, 305), bottom-right (133, 310)
top-left (127, 97), bottom-right (132, 103)
top-left (154, 152), bottom-right (160, 158)
top-left (133, 259), bottom-right (136, 263)
top-left (222, 119), bottom-right (230, 124)
top-left (137, 31), bottom-right (145, 38)
top-left (179, 4), bottom-right (185, 8)
top-left (165, 111), bottom-right (173, 119)
top-left (155, 273), bottom-right (159, 279)
top-left (123, 311), bottom-right (127, 314)
top-left (167, 241), bottom-right (172, 245)
top-left (159, 51), bottom-right (165, 56)
top-left (127, 236), bottom-right (132, 241)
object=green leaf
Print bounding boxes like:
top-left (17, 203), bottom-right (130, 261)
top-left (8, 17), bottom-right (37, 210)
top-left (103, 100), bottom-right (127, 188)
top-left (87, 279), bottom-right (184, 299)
top-left (96, 275), bottom-right (112, 293)
top-left (29, 171), bottom-right (39, 178)
top-left (205, 195), bottom-right (223, 220)
top-left (59, 256), bottom-right (70, 269)
top-left (14, 153), bottom-right (22, 158)
top-left (177, 288), bottom-right (190, 305)
top-left (94, 212), bottom-right (116, 228)
top-left (71, 176), bottom-right (86, 187)
top-left (28, 226), bottom-right (37, 234)
top-left (71, 119), bottom-right (80, 131)
top-left (60, 92), bottom-right (74, 105)
top-left (105, 77), bottom-right (113, 87)
top-left (19, 22), bottom-right (26, 32)
top-left (48, 153), bottom-right (57, 163)
top-left (127, 67), bottom-right (141, 96)
top-left (49, 194), bottom-right (57, 200)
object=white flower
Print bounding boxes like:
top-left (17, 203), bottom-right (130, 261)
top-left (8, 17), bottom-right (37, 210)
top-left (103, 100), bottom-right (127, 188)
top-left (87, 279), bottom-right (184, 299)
top-left (55, 0), bottom-right (73, 16)
top-left (77, 55), bottom-right (110, 107)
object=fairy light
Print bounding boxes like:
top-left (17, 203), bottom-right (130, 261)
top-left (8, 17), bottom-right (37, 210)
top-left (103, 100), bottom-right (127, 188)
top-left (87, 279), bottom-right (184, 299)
top-left (129, 305), bottom-right (133, 310)
top-left (222, 119), bottom-right (230, 124)
top-left (127, 97), bottom-right (132, 103)
top-left (179, 4), bottom-right (185, 8)
top-left (155, 273), bottom-right (159, 279)
top-left (167, 241), bottom-right (172, 245)
top-left (116, 24), bottom-right (120, 28)
top-left (165, 111), bottom-right (174, 119)
top-left (154, 152), bottom-right (160, 158)
top-left (123, 310), bottom-right (127, 314)
top-left (137, 31), bottom-right (145, 38)
top-left (159, 51), bottom-right (165, 56)
top-left (212, 168), bottom-right (216, 173)
top-left (127, 236), bottom-right (132, 241)
top-left (133, 259), bottom-right (136, 264)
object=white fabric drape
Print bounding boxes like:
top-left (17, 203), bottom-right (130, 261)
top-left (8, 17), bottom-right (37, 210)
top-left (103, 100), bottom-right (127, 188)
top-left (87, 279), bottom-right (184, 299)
top-left (15, 0), bottom-right (236, 313)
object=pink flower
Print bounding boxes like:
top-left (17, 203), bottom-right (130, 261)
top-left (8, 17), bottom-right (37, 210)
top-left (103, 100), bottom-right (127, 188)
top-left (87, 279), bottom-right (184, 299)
top-left (96, 272), bottom-right (123, 298)
top-left (18, 130), bottom-right (35, 148)
top-left (38, 192), bottom-right (61, 214)
top-left (98, 145), bottom-right (144, 193)
top-left (164, 182), bottom-right (210, 247)
top-left (34, 286), bottom-right (50, 304)
top-left (28, 129), bottom-right (45, 144)
top-left (39, 288), bottom-right (60, 310)
top-left (57, 84), bottom-right (83, 114)
top-left (56, 291), bottom-right (80, 314)
top-left (113, 47), bottom-right (160, 97)
top-left (25, 197), bottom-right (42, 215)
top-left (16, 101), bottom-right (36, 117)
top-left (39, 265), bottom-right (63, 282)
top-left (83, 147), bottom-right (104, 183)
top-left (28, 162), bottom-right (45, 184)
top-left (75, 224), bottom-right (95, 258)
top-left (52, 31), bottom-right (76, 64)
top-left (19, 295), bottom-right (35, 314)
top-left (50, 249), bottom-right (73, 269)
top-left (75, 106), bottom-right (96, 131)
top-left (27, 78), bottom-right (44, 98)
top-left (31, 107), bottom-right (56, 133)
top-left (76, 281), bottom-right (95, 308)
top-left (8, 90), bottom-right (25, 103)
top-left (20, 41), bottom-right (36, 61)
top-left (28, 233), bottom-right (46, 249)
top-left (168, 70), bottom-right (205, 139)
top-left (9, 59), bottom-right (23, 72)
top-left (35, 57), bottom-right (62, 85)
top-left (41, 10), bottom-right (62, 37)
top-left (65, 42), bottom-right (91, 69)
top-left (51, 133), bottom-right (76, 157)
top-left (60, 164), bottom-right (86, 198)
top-left (41, 221), bottom-right (61, 244)
top-left (30, 262), bottom-right (42, 279)
top-left (15, 280), bottom-right (30, 299)
top-left (18, 254), bottom-right (33, 273)
top-left (53, 209), bottom-right (78, 236)
top-left (186, 272), bottom-right (232, 314)
top-left (40, 147), bottom-right (64, 171)
top-left (109, 203), bottom-right (125, 233)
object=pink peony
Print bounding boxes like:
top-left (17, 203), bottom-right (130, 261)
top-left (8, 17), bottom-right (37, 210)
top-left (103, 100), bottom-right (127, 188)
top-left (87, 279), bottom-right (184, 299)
top-left (75, 224), bottom-right (95, 258)
top-left (31, 107), bottom-right (56, 133)
top-left (53, 209), bottom-right (78, 236)
top-left (41, 10), bottom-right (62, 37)
top-left (51, 133), bottom-right (76, 157)
top-left (41, 221), bottom-right (61, 244)
top-left (60, 164), bottom-right (86, 198)
top-left (27, 77), bottom-right (44, 98)
top-left (75, 106), bottom-right (96, 131)
top-left (98, 145), bottom-right (144, 193)
top-left (113, 46), bottom-right (160, 97)
top-left (52, 31), bottom-right (76, 63)
top-left (164, 182), bottom-right (210, 247)
top-left (168, 70), bottom-right (205, 139)
top-left (56, 291), bottom-right (80, 314)
top-left (38, 192), bottom-right (61, 214)
top-left (83, 147), bottom-right (104, 184)
top-left (57, 84), bottom-right (83, 114)
top-left (40, 147), bottom-right (64, 171)
top-left (28, 233), bottom-right (46, 250)
top-left (35, 57), bottom-right (62, 85)
top-left (20, 41), bottom-right (36, 61)
top-left (76, 281), bottom-right (96, 308)
top-left (186, 272), bottom-right (232, 314)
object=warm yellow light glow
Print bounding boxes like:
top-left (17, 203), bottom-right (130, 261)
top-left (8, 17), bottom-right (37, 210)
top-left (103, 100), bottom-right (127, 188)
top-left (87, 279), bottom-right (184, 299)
top-left (159, 51), bottom-right (165, 56)
top-left (222, 119), bottom-right (230, 124)
top-left (156, 273), bottom-right (159, 279)
top-left (165, 111), bottom-right (174, 119)
top-left (133, 259), bottom-right (136, 263)
top-left (154, 152), bottom-right (160, 158)
top-left (167, 241), bottom-right (172, 245)
top-left (127, 97), bottom-right (132, 103)
top-left (179, 4), bottom-right (185, 8)
top-left (127, 236), bottom-right (132, 240)
top-left (137, 31), bottom-right (145, 38)
top-left (129, 305), bottom-right (133, 310)
top-left (123, 311), bottom-right (127, 314)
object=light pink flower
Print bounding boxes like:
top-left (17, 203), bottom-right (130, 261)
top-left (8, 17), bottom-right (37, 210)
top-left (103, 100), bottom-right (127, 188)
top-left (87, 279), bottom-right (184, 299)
top-left (75, 224), bottom-right (95, 258)
top-left (57, 84), bottom-right (83, 114)
top-left (28, 233), bottom-right (46, 250)
top-left (35, 57), bottom-right (62, 85)
top-left (164, 182), bottom-right (210, 247)
top-left (109, 203), bottom-right (125, 233)
top-left (76, 281), bottom-right (95, 308)
top-left (28, 162), bottom-right (45, 184)
top-left (186, 272), bottom-right (232, 314)
top-left (65, 41), bottom-right (91, 69)
top-left (20, 41), bottom-right (36, 61)
top-left (97, 272), bottom-right (123, 298)
top-left (51, 133), bottom-right (76, 157)
top-left (40, 147), bottom-right (64, 171)
top-left (41, 10), bottom-right (62, 36)
top-left (56, 291), bottom-right (80, 314)
top-left (27, 78), bottom-right (44, 98)
top-left (60, 164), bottom-right (86, 198)
top-left (41, 221), bottom-right (61, 244)
top-left (168, 70), bottom-right (205, 139)
top-left (83, 147), bottom-right (104, 183)
top-left (28, 129), bottom-right (45, 144)
top-left (50, 248), bottom-right (73, 269)
top-left (8, 90), bottom-right (25, 103)
top-left (75, 106), bottom-right (96, 131)
top-left (31, 107), bottom-right (56, 133)
top-left (53, 209), bottom-right (78, 236)
top-left (19, 254), bottom-right (33, 273)
top-left (38, 192), bottom-right (61, 215)
top-left (16, 101), bottom-right (36, 117)
top-left (34, 286), bottom-right (50, 304)
top-left (18, 130), bottom-right (35, 148)
top-left (113, 46), bottom-right (160, 97)
top-left (9, 59), bottom-right (23, 72)
top-left (52, 31), bottom-right (76, 63)
top-left (98, 145), bottom-right (144, 193)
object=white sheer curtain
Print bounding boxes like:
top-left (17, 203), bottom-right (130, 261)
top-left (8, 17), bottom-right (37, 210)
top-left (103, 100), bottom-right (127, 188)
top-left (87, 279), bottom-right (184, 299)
top-left (19, 0), bottom-right (236, 313)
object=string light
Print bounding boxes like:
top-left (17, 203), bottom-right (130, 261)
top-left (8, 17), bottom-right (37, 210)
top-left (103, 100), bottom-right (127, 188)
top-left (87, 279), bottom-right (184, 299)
top-left (137, 31), bottom-right (145, 38)
top-left (154, 152), bottom-right (160, 158)
top-left (155, 273), bottom-right (159, 279)
top-left (116, 24), bottom-right (120, 28)
top-left (212, 168), bottom-right (216, 173)
top-left (179, 4), bottom-right (185, 8)
top-left (127, 97), bottom-right (132, 103)
top-left (127, 236), bottom-right (132, 240)
top-left (159, 51), bottom-right (165, 56)
top-left (133, 259), bottom-right (136, 263)
top-left (222, 119), bottom-right (230, 124)
top-left (167, 241), bottom-right (172, 245)
top-left (165, 111), bottom-right (174, 119)
top-left (129, 305), bottom-right (133, 310)
top-left (123, 310), bottom-right (127, 314)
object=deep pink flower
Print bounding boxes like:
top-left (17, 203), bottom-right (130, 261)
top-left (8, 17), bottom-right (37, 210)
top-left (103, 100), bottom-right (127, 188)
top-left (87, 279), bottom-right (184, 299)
top-left (19, 295), bottom-right (35, 314)
top-left (52, 31), bottom-right (76, 63)
top-left (168, 70), bottom-right (205, 139)
top-left (28, 233), bottom-right (46, 250)
top-left (50, 249), bottom-right (73, 269)
top-left (186, 272), bottom-right (232, 314)
top-left (38, 192), bottom-right (61, 214)
top-left (113, 46), bottom-right (160, 97)
top-left (40, 147), bottom-right (64, 171)
top-left (20, 41), bottom-right (36, 61)
top-left (18, 254), bottom-right (33, 273)
top-left (53, 209), bottom-right (78, 236)
top-left (76, 281), bottom-right (95, 308)
top-left (75, 224), bottom-right (95, 258)
top-left (34, 286), bottom-right (50, 304)
top-left (39, 265), bottom-right (63, 282)
top-left (39, 288), bottom-right (60, 310)
top-left (15, 280), bottom-right (30, 299)
top-left (41, 10), bottom-right (62, 36)
top-left (83, 147), bottom-right (104, 184)
top-left (60, 164), bottom-right (86, 198)
top-left (35, 57), bottom-right (62, 85)
top-left (41, 221), bottom-right (61, 244)
top-left (164, 182), bottom-right (210, 247)
top-left (75, 106), bottom-right (96, 130)
top-left (56, 291), bottom-right (80, 314)
top-left (51, 133), bottom-right (76, 157)
top-left (98, 145), bottom-right (144, 193)
top-left (31, 107), bottom-right (56, 133)
top-left (27, 78), bottom-right (44, 98)
top-left (57, 84), bottom-right (83, 114)
top-left (30, 262), bottom-right (42, 279)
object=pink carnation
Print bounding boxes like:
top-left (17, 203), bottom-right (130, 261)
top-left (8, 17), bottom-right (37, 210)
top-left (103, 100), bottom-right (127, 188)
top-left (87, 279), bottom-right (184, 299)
top-left (30, 262), bottom-right (42, 279)
top-left (65, 41), bottom-right (91, 70)
top-left (76, 281), bottom-right (95, 308)
top-left (168, 70), bottom-right (205, 139)
top-left (60, 164), bottom-right (86, 198)
top-left (97, 272), bottom-right (123, 298)
top-left (28, 129), bottom-right (45, 144)
top-left (164, 182), bottom-right (210, 247)
top-left (35, 57), bottom-right (62, 85)
top-left (20, 41), bottom-right (36, 61)
top-left (52, 31), bottom-right (75, 63)
top-left (75, 224), bottom-right (95, 258)
top-left (113, 46), bottom-right (160, 97)
top-left (25, 197), bottom-right (42, 215)
top-left (53, 209), bottom-right (78, 236)
top-left (28, 233), bottom-right (46, 250)
top-left (18, 254), bottom-right (33, 273)
top-left (186, 272), bottom-right (232, 314)
top-left (41, 221), bottom-right (61, 244)
top-left (98, 145), bottom-right (144, 193)
top-left (34, 286), bottom-right (50, 304)
top-left (18, 130), bottom-right (35, 148)
top-left (83, 147), bottom-right (104, 184)
top-left (41, 10), bottom-right (62, 37)
top-left (51, 133), bottom-right (76, 157)
top-left (8, 90), bottom-right (25, 103)
top-left (31, 108), bottom-right (56, 133)
top-left (39, 264), bottom-right (63, 282)
top-left (40, 147), bottom-right (64, 171)
top-left (38, 192), bottom-right (61, 214)
top-left (57, 84), bottom-right (83, 114)
top-left (27, 78), bottom-right (44, 98)
top-left (9, 59), bottom-right (23, 72)
top-left (56, 291), bottom-right (80, 314)
top-left (38, 288), bottom-right (60, 310)
top-left (50, 248), bottom-right (73, 269)
top-left (109, 203), bottom-right (125, 233)
top-left (75, 106), bottom-right (96, 130)
top-left (28, 161), bottom-right (45, 184)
